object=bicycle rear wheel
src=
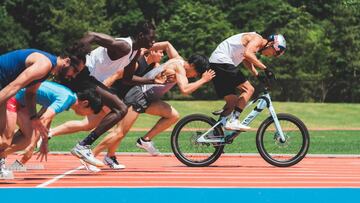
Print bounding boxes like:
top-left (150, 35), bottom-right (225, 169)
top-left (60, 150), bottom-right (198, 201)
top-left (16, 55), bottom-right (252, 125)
top-left (171, 114), bottom-right (224, 167)
top-left (256, 113), bottom-right (310, 167)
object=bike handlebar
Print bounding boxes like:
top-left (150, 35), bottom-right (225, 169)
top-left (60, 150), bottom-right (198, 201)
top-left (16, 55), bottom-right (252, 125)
top-left (257, 69), bottom-right (276, 90)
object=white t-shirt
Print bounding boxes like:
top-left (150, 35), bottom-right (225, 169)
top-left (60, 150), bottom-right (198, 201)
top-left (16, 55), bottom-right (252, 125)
top-left (85, 37), bottom-right (138, 82)
top-left (209, 32), bottom-right (257, 66)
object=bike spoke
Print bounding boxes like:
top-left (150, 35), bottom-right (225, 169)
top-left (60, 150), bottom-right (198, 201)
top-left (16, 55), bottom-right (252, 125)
top-left (257, 113), bottom-right (309, 166)
top-left (172, 115), bottom-right (224, 166)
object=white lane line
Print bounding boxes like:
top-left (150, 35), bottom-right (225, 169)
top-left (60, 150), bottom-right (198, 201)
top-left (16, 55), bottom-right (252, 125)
top-left (36, 166), bottom-right (84, 188)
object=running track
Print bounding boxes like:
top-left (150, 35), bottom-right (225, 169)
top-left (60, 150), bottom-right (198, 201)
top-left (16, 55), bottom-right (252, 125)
top-left (1, 153), bottom-right (360, 188)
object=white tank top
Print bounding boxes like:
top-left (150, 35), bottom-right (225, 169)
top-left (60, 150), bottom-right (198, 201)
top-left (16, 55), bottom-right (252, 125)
top-left (85, 37), bottom-right (138, 82)
top-left (209, 32), bottom-right (257, 66)
top-left (141, 60), bottom-right (183, 100)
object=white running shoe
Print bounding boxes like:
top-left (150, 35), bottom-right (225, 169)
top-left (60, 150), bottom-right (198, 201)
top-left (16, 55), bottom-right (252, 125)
top-left (79, 159), bottom-right (101, 173)
top-left (0, 158), bottom-right (6, 170)
top-left (71, 144), bottom-right (105, 167)
top-left (103, 156), bottom-right (125, 169)
top-left (136, 138), bottom-right (160, 156)
top-left (224, 119), bottom-right (250, 131)
top-left (0, 158), bottom-right (14, 179)
top-left (7, 160), bottom-right (27, 172)
top-left (0, 169), bottom-right (14, 179)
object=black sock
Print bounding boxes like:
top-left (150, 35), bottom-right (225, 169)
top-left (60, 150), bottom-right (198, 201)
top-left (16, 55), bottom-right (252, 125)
top-left (80, 132), bottom-right (99, 146)
top-left (140, 137), bottom-right (151, 142)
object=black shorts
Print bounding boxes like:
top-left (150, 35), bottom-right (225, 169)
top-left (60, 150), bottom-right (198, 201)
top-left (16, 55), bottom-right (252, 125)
top-left (124, 86), bottom-right (151, 113)
top-left (210, 63), bottom-right (248, 98)
top-left (110, 80), bottom-right (132, 100)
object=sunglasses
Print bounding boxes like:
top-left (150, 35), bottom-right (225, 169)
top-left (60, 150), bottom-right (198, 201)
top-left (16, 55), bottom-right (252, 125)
top-left (271, 46), bottom-right (285, 57)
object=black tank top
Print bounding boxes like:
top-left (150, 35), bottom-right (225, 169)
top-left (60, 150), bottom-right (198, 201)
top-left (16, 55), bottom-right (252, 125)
top-left (110, 56), bottom-right (154, 99)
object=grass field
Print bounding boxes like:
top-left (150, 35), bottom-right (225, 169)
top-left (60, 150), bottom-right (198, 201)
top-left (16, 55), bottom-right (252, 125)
top-left (49, 101), bottom-right (360, 154)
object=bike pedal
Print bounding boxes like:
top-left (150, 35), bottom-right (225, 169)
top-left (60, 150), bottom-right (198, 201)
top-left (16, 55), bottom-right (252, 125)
top-left (224, 131), bottom-right (239, 143)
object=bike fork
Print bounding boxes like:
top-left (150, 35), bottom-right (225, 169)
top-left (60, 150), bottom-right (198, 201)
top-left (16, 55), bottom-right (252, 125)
top-left (250, 93), bottom-right (287, 143)
top-left (268, 104), bottom-right (286, 142)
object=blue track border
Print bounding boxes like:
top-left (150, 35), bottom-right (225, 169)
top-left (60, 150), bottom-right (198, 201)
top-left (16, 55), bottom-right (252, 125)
top-left (1, 188), bottom-right (359, 203)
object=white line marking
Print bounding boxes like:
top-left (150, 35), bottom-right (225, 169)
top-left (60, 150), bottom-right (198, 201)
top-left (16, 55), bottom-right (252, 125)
top-left (36, 166), bottom-right (84, 188)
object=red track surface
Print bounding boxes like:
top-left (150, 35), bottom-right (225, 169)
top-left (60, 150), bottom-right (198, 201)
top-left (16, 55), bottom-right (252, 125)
top-left (1, 154), bottom-right (359, 188)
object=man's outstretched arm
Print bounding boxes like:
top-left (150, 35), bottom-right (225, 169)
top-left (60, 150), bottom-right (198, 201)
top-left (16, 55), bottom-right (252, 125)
top-left (80, 31), bottom-right (131, 59)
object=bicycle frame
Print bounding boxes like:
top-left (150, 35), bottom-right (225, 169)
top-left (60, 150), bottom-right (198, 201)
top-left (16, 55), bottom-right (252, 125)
top-left (196, 90), bottom-right (286, 143)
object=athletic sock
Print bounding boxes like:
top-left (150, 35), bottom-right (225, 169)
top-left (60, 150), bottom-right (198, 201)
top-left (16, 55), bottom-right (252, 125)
top-left (137, 137), bottom-right (150, 145)
top-left (80, 132), bottom-right (99, 146)
top-left (141, 137), bottom-right (151, 142)
top-left (218, 116), bottom-right (228, 125)
top-left (232, 107), bottom-right (243, 120)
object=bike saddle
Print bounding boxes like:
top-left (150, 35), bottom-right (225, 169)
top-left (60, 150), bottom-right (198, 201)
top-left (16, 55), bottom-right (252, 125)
top-left (212, 109), bottom-right (224, 116)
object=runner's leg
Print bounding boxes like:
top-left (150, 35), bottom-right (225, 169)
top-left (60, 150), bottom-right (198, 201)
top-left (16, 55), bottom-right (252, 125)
top-left (0, 102), bottom-right (17, 154)
top-left (0, 107), bottom-right (32, 158)
top-left (50, 109), bottom-right (107, 137)
top-left (79, 86), bottom-right (128, 146)
top-left (142, 100), bottom-right (180, 140)
top-left (72, 85), bottom-right (128, 166)
top-left (96, 107), bottom-right (139, 157)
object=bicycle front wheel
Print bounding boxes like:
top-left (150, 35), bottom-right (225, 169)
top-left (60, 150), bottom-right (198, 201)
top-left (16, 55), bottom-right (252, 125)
top-left (171, 114), bottom-right (224, 167)
top-left (256, 113), bottom-right (310, 167)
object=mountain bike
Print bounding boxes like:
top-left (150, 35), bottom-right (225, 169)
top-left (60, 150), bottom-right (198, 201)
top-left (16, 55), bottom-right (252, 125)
top-left (170, 73), bottom-right (310, 167)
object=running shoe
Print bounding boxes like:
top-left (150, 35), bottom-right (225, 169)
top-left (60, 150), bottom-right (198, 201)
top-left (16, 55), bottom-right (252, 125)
top-left (0, 158), bottom-right (14, 179)
top-left (79, 159), bottom-right (101, 173)
top-left (8, 160), bottom-right (27, 171)
top-left (103, 156), bottom-right (126, 169)
top-left (0, 158), bottom-right (5, 170)
top-left (224, 119), bottom-right (250, 131)
top-left (0, 168), bottom-right (14, 179)
top-left (136, 138), bottom-right (160, 156)
top-left (71, 144), bottom-right (105, 167)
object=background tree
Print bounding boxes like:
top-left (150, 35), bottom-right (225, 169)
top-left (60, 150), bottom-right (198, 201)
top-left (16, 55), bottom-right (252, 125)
top-left (1, 0), bottom-right (358, 102)
top-left (157, 1), bottom-right (237, 99)
top-left (4, 0), bottom-right (110, 53)
top-left (0, 5), bottom-right (29, 53)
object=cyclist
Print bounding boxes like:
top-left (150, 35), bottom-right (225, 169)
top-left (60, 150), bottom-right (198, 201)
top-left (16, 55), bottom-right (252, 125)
top-left (209, 32), bottom-right (286, 131)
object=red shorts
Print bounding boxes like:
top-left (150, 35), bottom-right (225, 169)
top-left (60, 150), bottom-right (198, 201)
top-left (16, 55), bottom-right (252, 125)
top-left (6, 97), bottom-right (19, 113)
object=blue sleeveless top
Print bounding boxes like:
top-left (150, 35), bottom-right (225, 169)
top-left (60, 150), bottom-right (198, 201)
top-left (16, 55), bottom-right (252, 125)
top-left (0, 49), bottom-right (57, 87)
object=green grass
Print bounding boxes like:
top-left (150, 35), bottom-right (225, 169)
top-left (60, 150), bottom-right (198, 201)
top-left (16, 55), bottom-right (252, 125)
top-left (52, 101), bottom-right (360, 129)
top-left (48, 101), bottom-right (360, 154)
top-left (49, 130), bottom-right (360, 154)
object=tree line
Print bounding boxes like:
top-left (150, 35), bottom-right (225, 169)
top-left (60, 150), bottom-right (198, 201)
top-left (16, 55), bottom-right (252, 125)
top-left (1, 0), bottom-right (359, 102)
